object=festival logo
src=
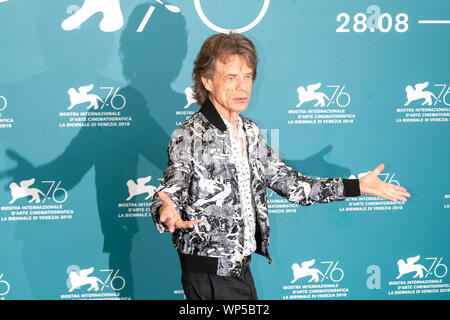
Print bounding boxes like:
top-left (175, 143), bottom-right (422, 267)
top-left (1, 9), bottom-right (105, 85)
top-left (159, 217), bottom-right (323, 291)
top-left (125, 176), bottom-right (157, 201)
top-left (66, 266), bottom-right (104, 292)
top-left (59, 85), bottom-right (131, 128)
top-left (290, 259), bottom-right (325, 283)
top-left (404, 82), bottom-right (438, 106)
top-left (117, 175), bottom-right (159, 219)
top-left (8, 178), bottom-right (47, 204)
top-left (395, 256), bottom-right (447, 280)
top-left (7, 179), bottom-right (68, 205)
top-left (396, 256), bottom-right (428, 279)
top-left (61, 265), bottom-right (129, 300)
top-left (1, 179), bottom-right (74, 223)
top-left (295, 83), bottom-right (332, 108)
top-left (388, 255), bottom-right (449, 297)
top-left (67, 84), bottom-right (104, 111)
top-left (287, 83), bottom-right (356, 125)
top-left (396, 82), bottom-right (450, 123)
top-left (282, 259), bottom-right (349, 299)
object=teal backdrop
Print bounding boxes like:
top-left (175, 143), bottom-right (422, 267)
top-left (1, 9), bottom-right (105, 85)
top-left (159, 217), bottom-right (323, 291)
top-left (0, 0), bottom-right (449, 300)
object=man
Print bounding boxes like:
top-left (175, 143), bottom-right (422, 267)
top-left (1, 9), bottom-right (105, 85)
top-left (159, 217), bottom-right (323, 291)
top-left (150, 33), bottom-right (410, 300)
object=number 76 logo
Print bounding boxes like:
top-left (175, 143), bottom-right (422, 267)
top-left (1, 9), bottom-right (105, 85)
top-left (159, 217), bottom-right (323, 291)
top-left (291, 259), bottom-right (344, 283)
top-left (9, 179), bottom-right (68, 204)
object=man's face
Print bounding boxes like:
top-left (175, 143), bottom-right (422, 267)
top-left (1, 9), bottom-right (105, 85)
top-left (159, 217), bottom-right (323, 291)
top-left (202, 54), bottom-right (253, 114)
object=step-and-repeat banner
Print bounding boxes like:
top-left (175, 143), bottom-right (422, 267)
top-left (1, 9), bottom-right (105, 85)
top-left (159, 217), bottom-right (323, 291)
top-left (0, 0), bottom-right (449, 300)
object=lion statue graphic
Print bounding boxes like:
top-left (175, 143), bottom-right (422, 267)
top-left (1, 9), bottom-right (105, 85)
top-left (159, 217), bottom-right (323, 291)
top-left (396, 255), bottom-right (428, 279)
top-left (9, 178), bottom-right (47, 204)
top-left (66, 265), bottom-right (104, 292)
top-left (291, 259), bottom-right (324, 283)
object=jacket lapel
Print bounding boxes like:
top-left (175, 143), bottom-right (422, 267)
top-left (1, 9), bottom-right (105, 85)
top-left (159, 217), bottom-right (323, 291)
top-left (199, 99), bottom-right (227, 132)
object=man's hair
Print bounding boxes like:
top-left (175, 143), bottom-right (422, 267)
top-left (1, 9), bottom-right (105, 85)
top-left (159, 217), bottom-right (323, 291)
top-left (192, 32), bottom-right (258, 106)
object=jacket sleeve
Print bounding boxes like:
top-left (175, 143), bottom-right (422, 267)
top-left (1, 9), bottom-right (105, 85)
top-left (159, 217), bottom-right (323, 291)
top-left (150, 127), bottom-right (193, 233)
top-left (258, 130), bottom-right (360, 206)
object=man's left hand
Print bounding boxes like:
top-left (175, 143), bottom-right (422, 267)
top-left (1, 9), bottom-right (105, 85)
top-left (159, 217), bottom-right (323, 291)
top-left (359, 164), bottom-right (411, 202)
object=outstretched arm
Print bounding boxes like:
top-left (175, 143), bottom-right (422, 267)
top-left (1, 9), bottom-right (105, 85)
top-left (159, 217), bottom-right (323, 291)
top-left (359, 164), bottom-right (410, 202)
top-left (259, 130), bottom-right (357, 205)
top-left (150, 127), bottom-right (199, 233)
top-left (263, 132), bottom-right (409, 204)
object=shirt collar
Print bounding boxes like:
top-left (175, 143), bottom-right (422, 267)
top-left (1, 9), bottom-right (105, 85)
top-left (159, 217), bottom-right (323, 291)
top-left (219, 113), bottom-right (245, 137)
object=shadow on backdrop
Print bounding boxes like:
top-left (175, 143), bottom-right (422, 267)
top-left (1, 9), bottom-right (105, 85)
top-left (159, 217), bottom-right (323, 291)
top-left (285, 145), bottom-right (351, 178)
top-left (1, 1), bottom-right (187, 299)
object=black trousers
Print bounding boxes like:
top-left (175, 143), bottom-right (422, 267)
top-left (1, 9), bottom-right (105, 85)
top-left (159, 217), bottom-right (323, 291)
top-left (181, 265), bottom-right (258, 300)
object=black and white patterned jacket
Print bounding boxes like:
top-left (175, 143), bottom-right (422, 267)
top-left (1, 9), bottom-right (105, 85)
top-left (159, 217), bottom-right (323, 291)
top-left (150, 99), bottom-right (360, 277)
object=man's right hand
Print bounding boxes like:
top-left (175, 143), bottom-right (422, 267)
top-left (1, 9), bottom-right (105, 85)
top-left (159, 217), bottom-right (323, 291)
top-left (158, 191), bottom-right (199, 233)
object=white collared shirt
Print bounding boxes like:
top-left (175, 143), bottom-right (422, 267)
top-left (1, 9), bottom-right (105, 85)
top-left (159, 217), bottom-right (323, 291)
top-left (220, 114), bottom-right (256, 257)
